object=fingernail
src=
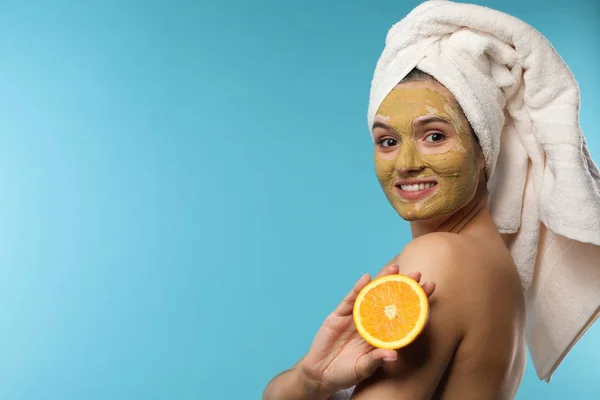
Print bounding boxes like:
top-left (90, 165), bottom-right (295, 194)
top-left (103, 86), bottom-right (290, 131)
top-left (383, 357), bottom-right (397, 362)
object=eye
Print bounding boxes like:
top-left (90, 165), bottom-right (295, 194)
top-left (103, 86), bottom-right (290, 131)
top-left (377, 137), bottom-right (399, 148)
top-left (424, 132), bottom-right (446, 143)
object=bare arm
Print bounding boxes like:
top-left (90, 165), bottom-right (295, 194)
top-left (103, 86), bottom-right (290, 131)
top-left (263, 265), bottom-right (436, 400)
top-left (263, 359), bottom-right (332, 400)
top-left (351, 233), bottom-right (470, 399)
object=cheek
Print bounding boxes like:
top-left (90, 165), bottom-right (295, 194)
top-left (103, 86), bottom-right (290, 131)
top-left (374, 156), bottom-right (396, 183)
top-left (422, 150), bottom-right (478, 183)
top-left (422, 152), bottom-right (464, 176)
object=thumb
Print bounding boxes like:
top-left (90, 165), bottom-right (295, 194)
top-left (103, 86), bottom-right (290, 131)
top-left (355, 348), bottom-right (398, 380)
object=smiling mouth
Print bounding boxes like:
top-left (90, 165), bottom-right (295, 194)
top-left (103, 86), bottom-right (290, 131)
top-left (398, 182), bottom-right (437, 191)
top-left (394, 181), bottom-right (439, 201)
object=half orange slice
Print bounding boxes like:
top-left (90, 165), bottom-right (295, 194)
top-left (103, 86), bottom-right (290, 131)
top-left (353, 274), bottom-right (429, 349)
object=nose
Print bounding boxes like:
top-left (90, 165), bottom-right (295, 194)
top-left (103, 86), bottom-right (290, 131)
top-left (395, 142), bottom-right (425, 176)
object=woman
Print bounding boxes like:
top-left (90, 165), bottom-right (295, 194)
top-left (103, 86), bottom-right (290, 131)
top-left (263, 68), bottom-right (526, 399)
top-left (264, 1), bottom-right (600, 398)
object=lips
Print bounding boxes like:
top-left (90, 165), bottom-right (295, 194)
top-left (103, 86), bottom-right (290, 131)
top-left (394, 179), bottom-right (439, 201)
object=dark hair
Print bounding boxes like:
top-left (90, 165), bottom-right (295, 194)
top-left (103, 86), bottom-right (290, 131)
top-left (400, 68), bottom-right (438, 84)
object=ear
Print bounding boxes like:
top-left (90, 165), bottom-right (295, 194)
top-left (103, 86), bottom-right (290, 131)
top-left (476, 146), bottom-right (488, 182)
top-left (478, 152), bottom-right (489, 183)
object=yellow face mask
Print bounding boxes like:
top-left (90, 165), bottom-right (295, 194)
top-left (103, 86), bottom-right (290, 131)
top-left (373, 80), bottom-right (483, 221)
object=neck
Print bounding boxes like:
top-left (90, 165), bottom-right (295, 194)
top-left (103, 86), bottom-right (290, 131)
top-left (410, 178), bottom-right (489, 238)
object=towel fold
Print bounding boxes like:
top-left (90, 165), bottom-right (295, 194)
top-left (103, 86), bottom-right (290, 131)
top-left (367, 0), bottom-right (600, 382)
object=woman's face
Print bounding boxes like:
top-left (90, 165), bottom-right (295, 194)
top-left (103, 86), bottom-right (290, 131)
top-left (373, 79), bottom-right (484, 221)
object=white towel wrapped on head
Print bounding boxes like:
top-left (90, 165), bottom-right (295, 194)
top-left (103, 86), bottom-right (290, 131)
top-left (367, 0), bottom-right (600, 382)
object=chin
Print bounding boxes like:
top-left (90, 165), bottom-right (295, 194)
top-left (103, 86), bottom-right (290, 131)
top-left (396, 207), bottom-right (443, 222)
top-left (397, 209), bottom-right (423, 221)
top-left (399, 213), bottom-right (417, 221)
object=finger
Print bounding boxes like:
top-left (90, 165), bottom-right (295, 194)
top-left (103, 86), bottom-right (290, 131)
top-left (374, 263), bottom-right (399, 279)
top-left (355, 348), bottom-right (398, 380)
top-left (333, 274), bottom-right (371, 316)
top-left (405, 271), bottom-right (422, 282)
top-left (403, 271), bottom-right (435, 297)
top-left (422, 281), bottom-right (436, 297)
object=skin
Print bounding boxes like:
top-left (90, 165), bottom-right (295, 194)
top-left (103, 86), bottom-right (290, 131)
top-left (352, 229), bottom-right (526, 399)
top-left (264, 78), bottom-right (526, 400)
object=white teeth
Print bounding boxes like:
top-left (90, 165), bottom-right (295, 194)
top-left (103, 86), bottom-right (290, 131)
top-left (400, 182), bottom-right (436, 191)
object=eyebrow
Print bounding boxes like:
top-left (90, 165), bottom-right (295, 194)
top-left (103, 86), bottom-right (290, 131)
top-left (372, 115), bottom-right (451, 131)
top-left (414, 115), bottom-right (451, 125)
top-left (372, 121), bottom-right (395, 131)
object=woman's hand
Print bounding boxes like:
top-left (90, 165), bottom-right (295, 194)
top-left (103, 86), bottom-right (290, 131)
top-left (299, 264), bottom-right (436, 396)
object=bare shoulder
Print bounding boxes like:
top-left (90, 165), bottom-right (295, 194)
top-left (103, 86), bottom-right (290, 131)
top-left (395, 232), bottom-right (480, 288)
top-left (393, 231), bottom-right (523, 325)
top-left (398, 232), bottom-right (480, 266)
top-left (395, 231), bottom-right (514, 290)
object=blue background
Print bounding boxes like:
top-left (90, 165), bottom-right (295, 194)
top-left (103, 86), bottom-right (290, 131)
top-left (0, 0), bottom-right (598, 399)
